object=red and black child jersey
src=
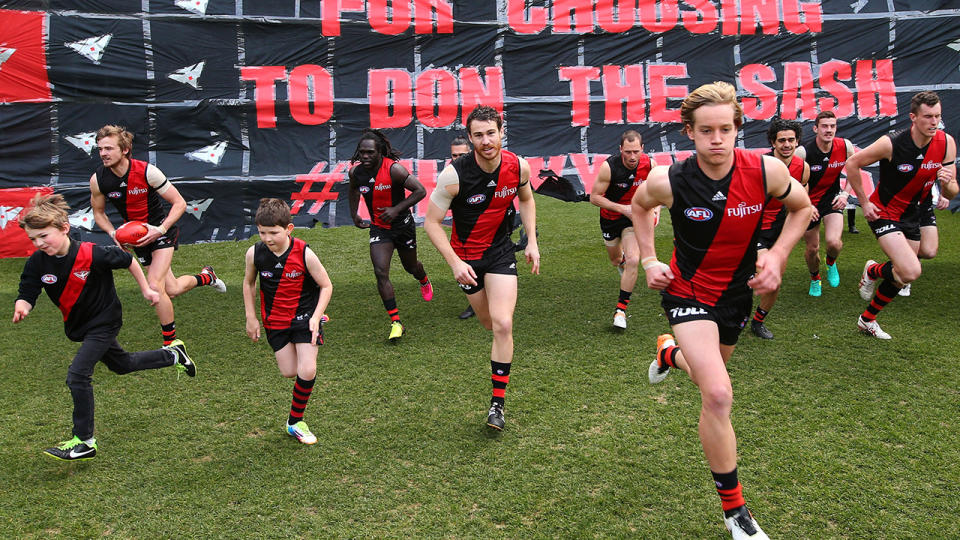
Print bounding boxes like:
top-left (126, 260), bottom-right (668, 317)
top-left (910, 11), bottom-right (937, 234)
top-left (95, 159), bottom-right (169, 226)
top-left (254, 237), bottom-right (320, 330)
top-left (449, 150), bottom-right (522, 261)
top-left (760, 154), bottom-right (804, 232)
top-left (666, 149), bottom-right (768, 306)
top-left (17, 237), bottom-right (131, 341)
top-left (600, 153), bottom-right (652, 221)
top-left (872, 129), bottom-right (947, 221)
top-left (803, 137), bottom-right (847, 207)
top-left (351, 158), bottom-right (410, 230)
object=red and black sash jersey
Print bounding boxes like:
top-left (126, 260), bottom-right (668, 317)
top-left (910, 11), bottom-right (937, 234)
top-left (803, 137), bottom-right (847, 207)
top-left (600, 153), bottom-right (652, 221)
top-left (351, 158), bottom-right (409, 230)
top-left (254, 237), bottom-right (320, 330)
top-left (666, 149), bottom-right (767, 306)
top-left (16, 237), bottom-right (131, 341)
top-left (761, 154), bottom-right (804, 231)
top-left (871, 129), bottom-right (947, 221)
top-left (449, 149), bottom-right (522, 261)
top-left (96, 158), bottom-right (167, 225)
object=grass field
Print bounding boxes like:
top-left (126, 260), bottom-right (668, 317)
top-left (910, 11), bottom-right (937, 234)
top-left (1, 196), bottom-right (958, 538)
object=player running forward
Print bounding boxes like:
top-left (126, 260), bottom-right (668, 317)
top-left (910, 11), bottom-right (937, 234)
top-left (632, 82), bottom-right (812, 539)
top-left (589, 130), bottom-right (656, 330)
top-left (348, 129), bottom-right (433, 342)
top-left (845, 91), bottom-right (958, 339)
top-left (243, 199), bottom-right (333, 445)
top-left (89, 125), bottom-right (226, 347)
top-left (750, 118), bottom-right (810, 340)
top-left (800, 111), bottom-right (855, 296)
top-left (424, 105), bottom-right (540, 432)
top-left (14, 194), bottom-right (196, 461)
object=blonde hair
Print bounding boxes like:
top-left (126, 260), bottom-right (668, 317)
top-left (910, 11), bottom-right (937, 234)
top-left (96, 125), bottom-right (134, 154)
top-left (680, 81), bottom-right (743, 134)
top-left (19, 193), bottom-right (71, 230)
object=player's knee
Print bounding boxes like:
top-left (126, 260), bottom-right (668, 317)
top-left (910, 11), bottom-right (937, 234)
top-left (373, 265), bottom-right (391, 282)
top-left (918, 245), bottom-right (937, 260)
top-left (827, 238), bottom-right (842, 253)
top-left (66, 370), bottom-right (92, 389)
top-left (623, 252), bottom-right (640, 269)
top-left (278, 366), bottom-right (297, 378)
top-left (491, 315), bottom-right (513, 336)
top-left (700, 383), bottom-right (733, 416)
top-left (896, 263), bottom-right (922, 284)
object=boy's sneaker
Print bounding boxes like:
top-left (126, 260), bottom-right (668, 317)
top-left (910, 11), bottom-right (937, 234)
top-left (43, 436), bottom-right (97, 461)
top-left (649, 334), bottom-right (675, 384)
top-left (613, 309), bottom-right (627, 329)
top-left (486, 403), bottom-right (505, 431)
top-left (858, 259), bottom-right (877, 301)
top-left (201, 265), bottom-right (227, 293)
top-left (898, 283), bottom-right (911, 297)
top-left (724, 505), bottom-right (769, 539)
top-left (164, 339), bottom-right (196, 377)
top-left (808, 279), bottom-right (822, 297)
top-left (388, 321), bottom-right (405, 341)
top-left (286, 421), bottom-right (318, 445)
top-left (750, 320), bottom-right (774, 339)
top-left (858, 316), bottom-right (891, 340)
top-left (826, 263), bottom-right (840, 287)
top-left (420, 280), bottom-right (434, 302)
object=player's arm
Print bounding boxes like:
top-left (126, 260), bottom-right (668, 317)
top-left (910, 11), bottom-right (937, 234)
top-left (845, 135), bottom-right (892, 221)
top-left (801, 161), bottom-right (810, 187)
top-left (89, 173), bottom-right (120, 246)
top-left (749, 156), bottom-right (813, 295)
top-left (346, 166), bottom-right (369, 229)
top-left (830, 139), bottom-right (859, 210)
top-left (424, 165), bottom-right (477, 286)
top-left (516, 157), bottom-right (540, 275)
top-left (939, 134), bottom-right (958, 200)
top-left (137, 165), bottom-right (185, 246)
top-left (13, 260), bottom-right (40, 323)
top-left (123, 250), bottom-right (160, 305)
top-left (631, 165), bottom-right (673, 290)
top-left (380, 163), bottom-right (425, 223)
top-left (304, 246), bottom-right (333, 344)
top-left (242, 245), bottom-right (261, 342)
top-left (589, 161), bottom-right (631, 217)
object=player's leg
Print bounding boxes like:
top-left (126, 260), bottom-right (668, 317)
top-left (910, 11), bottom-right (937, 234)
top-left (603, 237), bottom-right (624, 270)
top-left (100, 337), bottom-right (191, 376)
top-left (370, 240), bottom-right (404, 340)
top-left (918, 225), bottom-right (938, 260)
top-left (750, 248), bottom-right (777, 340)
top-left (143, 247), bottom-right (179, 345)
top-left (285, 342), bottom-right (319, 444)
top-left (858, 231), bottom-right (921, 338)
top-left (482, 273), bottom-right (518, 430)
top-left (396, 244), bottom-right (432, 302)
top-left (802, 223), bottom-right (823, 296)
top-left (822, 212), bottom-right (844, 287)
top-left (612, 229), bottom-right (640, 330)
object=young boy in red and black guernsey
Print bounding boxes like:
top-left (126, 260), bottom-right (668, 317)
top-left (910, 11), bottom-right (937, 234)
top-left (243, 198), bottom-right (332, 445)
top-left (89, 125), bottom-right (226, 348)
top-left (13, 194), bottom-right (196, 462)
top-left (348, 129), bottom-right (433, 342)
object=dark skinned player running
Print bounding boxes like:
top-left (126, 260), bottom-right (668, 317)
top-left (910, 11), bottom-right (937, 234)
top-left (348, 129), bottom-right (433, 342)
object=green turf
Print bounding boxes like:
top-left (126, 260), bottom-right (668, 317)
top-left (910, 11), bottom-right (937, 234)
top-left (1, 197), bottom-right (958, 538)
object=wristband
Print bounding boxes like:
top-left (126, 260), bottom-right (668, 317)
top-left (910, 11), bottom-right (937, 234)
top-left (158, 224), bottom-right (168, 235)
top-left (642, 257), bottom-right (661, 270)
top-left (109, 230), bottom-right (116, 239)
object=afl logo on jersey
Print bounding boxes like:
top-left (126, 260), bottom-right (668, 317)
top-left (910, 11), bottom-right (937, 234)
top-left (684, 207), bottom-right (713, 221)
top-left (41, 274), bottom-right (58, 284)
top-left (898, 164), bottom-right (914, 173)
top-left (107, 191), bottom-right (122, 199)
top-left (260, 271), bottom-right (274, 278)
top-left (810, 165), bottom-right (823, 172)
top-left (467, 194), bottom-right (486, 204)
top-left (616, 183), bottom-right (629, 188)
top-left (358, 186), bottom-right (370, 194)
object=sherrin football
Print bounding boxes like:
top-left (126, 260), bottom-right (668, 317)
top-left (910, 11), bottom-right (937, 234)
top-left (115, 220), bottom-right (148, 245)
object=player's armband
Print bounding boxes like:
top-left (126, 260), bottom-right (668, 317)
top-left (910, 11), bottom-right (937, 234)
top-left (775, 182), bottom-right (792, 201)
top-left (146, 165), bottom-right (170, 193)
top-left (430, 167), bottom-right (459, 209)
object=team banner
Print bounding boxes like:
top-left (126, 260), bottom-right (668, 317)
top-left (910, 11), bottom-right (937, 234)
top-left (1, 2), bottom-right (959, 253)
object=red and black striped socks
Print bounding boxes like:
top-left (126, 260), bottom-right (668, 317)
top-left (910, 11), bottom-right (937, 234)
top-left (383, 297), bottom-right (400, 323)
top-left (862, 280), bottom-right (901, 321)
top-left (616, 289), bottom-right (632, 313)
top-left (161, 321), bottom-right (176, 346)
top-left (491, 361), bottom-right (511, 407)
top-left (713, 468), bottom-right (746, 514)
top-left (288, 376), bottom-right (316, 426)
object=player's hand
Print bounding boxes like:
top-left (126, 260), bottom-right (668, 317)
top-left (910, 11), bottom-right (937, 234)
top-left (938, 165), bottom-right (955, 185)
top-left (136, 224), bottom-right (164, 247)
top-left (832, 193), bottom-right (848, 210)
top-left (525, 243), bottom-right (540, 275)
top-left (452, 259), bottom-right (478, 287)
top-left (352, 215), bottom-right (370, 229)
top-left (246, 317), bottom-right (261, 342)
top-left (108, 230), bottom-right (124, 249)
top-left (748, 250), bottom-right (784, 295)
top-left (936, 195), bottom-right (950, 210)
top-left (652, 206), bottom-right (661, 227)
top-left (643, 260), bottom-right (674, 290)
top-left (379, 206), bottom-right (400, 223)
top-left (619, 204), bottom-right (633, 218)
top-left (862, 200), bottom-right (879, 221)
top-left (810, 206), bottom-right (820, 222)
top-left (142, 287), bottom-right (160, 306)
top-left (12, 301), bottom-right (31, 323)
top-left (309, 315), bottom-right (322, 345)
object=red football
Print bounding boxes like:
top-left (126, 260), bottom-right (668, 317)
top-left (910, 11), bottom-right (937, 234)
top-left (115, 220), bottom-right (148, 245)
